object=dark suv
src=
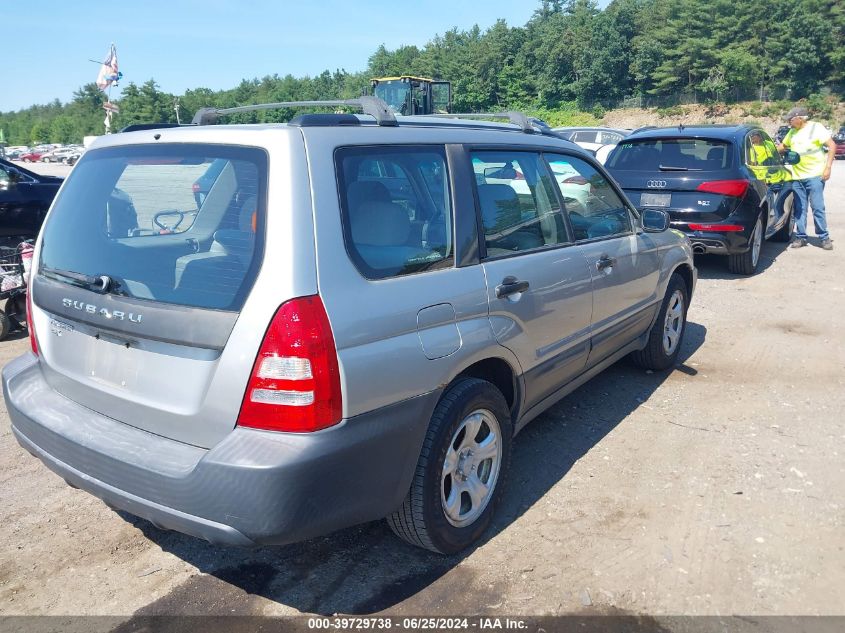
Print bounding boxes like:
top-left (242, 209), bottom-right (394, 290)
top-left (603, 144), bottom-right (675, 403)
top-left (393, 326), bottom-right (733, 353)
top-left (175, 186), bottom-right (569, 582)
top-left (604, 125), bottom-right (798, 275)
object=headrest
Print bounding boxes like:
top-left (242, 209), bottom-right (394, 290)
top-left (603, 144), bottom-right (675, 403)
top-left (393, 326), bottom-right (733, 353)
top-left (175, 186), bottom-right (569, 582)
top-left (347, 180), bottom-right (391, 211)
top-left (477, 184), bottom-right (521, 229)
top-left (350, 201), bottom-right (410, 246)
top-left (706, 147), bottom-right (724, 161)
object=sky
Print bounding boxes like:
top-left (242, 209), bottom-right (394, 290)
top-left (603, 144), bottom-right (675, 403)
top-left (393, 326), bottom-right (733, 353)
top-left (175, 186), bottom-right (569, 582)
top-left (3, 0), bottom-right (609, 113)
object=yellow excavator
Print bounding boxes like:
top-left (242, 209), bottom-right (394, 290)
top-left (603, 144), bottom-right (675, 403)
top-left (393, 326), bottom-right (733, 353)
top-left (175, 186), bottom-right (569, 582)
top-left (369, 76), bottom-right (452, 115)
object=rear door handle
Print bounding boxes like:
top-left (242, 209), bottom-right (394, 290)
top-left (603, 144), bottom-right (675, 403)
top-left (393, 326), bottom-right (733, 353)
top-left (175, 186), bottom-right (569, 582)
top-left (496, 276), bottom-right (530, 298)
top-left (596, 256), bottom-right (617, 271)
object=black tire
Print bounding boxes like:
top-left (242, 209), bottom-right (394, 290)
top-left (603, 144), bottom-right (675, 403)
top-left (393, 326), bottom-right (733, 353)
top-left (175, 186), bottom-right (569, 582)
top-left (727, 214), bottom-right (763, 275)
top-left (387, 378), bottom-right (512, 554)
top-left (0, 310), bottom-right (10, 341)
top-left (772, 194), bottom-right (795, 242)
top-left (631, 273), bottom-right (688, 371)
top-left (5, 295), bottom-right (26, 330)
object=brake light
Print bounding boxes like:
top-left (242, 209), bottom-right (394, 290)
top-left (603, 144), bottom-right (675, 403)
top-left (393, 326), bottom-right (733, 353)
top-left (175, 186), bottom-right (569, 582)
top-left (237, 296), bottom-right (342, 433)
top-left (688, 223), bottom-right (745, 232)
top-left (514, 170), bottom-right (525, 180)
top-left (26, 290), bottom-right (38, 356)
top-left (696, 180), bottom-right (749, 197)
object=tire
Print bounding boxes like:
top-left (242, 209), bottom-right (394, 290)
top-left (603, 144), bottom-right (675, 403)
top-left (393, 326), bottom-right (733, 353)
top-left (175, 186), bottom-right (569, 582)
top-left (22, 158), bottom-right (31, 163)
top-left (41, 157), bottom-right (50, 163)
top-left (727, 214), bottom-right (763, 275)
top-left (5, 295), bottom-right (26, 330)
top-left (631, 273), bottom-right (688, 371)
top-left (0, 310), bottom-right (10, 341)
top-left (772, 194), bottom-right (795, 242)
top-left (387, 378), bottom-right (512, 554)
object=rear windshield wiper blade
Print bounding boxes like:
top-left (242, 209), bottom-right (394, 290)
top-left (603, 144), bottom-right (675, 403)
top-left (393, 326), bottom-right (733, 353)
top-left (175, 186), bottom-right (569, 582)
top-left (40, 266), bottom-right (126, 295)
top-left (658, 164), bottom-right (702, 171)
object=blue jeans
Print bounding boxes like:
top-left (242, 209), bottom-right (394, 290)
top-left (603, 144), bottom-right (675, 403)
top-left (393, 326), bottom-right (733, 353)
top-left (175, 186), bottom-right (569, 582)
top-left (791, 177), bottom-right (829, 240)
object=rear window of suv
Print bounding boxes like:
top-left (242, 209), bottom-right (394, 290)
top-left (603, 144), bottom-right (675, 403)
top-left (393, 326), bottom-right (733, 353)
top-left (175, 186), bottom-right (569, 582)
top-left (38, 144), bottom-right (267, 311)
top-left (606, 138), bottom-right (733, 172)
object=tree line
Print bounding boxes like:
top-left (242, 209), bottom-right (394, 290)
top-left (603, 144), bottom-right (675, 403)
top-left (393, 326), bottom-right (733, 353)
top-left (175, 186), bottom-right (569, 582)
top-left (1, 0), bottom-right (842, 145)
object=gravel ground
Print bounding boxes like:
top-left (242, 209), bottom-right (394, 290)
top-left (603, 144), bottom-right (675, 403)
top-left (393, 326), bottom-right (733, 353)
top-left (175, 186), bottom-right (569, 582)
top-left (0, 160), bottom-right (843, 621)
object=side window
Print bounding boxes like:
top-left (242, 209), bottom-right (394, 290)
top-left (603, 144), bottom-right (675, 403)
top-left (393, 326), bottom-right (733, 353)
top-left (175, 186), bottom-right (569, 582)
top-left (745, 132), bottom-right (779, 167)
top-left (337, 146), bottom-right (453, 280)
top-left (746, 132), bottom-right (788, 184)
top-left (470, 150), bottom-right (569, 258)
top-left (546, 153), bottom-right (633, 241)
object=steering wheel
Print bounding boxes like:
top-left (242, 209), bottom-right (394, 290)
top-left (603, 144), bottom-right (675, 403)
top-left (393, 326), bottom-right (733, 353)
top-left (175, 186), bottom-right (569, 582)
top-left (153, 209), bottom-right (185, 231)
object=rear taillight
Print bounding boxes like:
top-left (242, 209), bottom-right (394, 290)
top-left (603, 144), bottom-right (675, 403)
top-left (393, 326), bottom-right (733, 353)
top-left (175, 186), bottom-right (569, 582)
top-left (237, 296), bottom-right (342, 433)
top-left (696, 179), bottom-right (749, 197)
top-left (26, 290), bottom-right (38, 356)
top-left (191, 183), bottom-right (200, 193)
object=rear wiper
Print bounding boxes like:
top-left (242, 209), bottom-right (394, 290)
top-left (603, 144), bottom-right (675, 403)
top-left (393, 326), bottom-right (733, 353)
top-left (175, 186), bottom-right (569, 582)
top-left (659, 164), bottom-right (702, 171)
top-left (40, 265), bottom-right (126, 295)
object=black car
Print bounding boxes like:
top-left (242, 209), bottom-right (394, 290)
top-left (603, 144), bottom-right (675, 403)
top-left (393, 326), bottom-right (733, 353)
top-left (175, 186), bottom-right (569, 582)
top-left (604, 125), bottom-right (798, 275)
top-left (775, 125), bottom-right (791, 143)
top-left (0, 158), bottom-right (63, 246)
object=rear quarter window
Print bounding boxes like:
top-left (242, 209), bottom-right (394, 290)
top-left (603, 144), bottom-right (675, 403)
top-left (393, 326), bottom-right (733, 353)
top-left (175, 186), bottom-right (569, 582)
top-left (336, 146), bottom-right (453, 280)
top-left (38, 144), bottom-right (267, 310)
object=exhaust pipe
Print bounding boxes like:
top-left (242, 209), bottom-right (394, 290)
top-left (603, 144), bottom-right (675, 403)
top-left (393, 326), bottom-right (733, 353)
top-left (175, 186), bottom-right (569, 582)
top-left (692, 244), bottom-right (707, 254)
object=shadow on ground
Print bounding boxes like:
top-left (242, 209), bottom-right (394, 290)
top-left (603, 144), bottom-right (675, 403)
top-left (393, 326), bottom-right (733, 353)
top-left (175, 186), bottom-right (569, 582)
top-left (121, 323), bottom-right (707, 617)
top-left (694, 238), bottom-right (790, 280)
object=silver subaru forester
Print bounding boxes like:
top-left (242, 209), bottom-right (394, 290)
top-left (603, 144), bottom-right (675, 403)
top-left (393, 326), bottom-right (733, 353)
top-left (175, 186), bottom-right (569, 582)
top-left (3, 100), bottom-right (695, 554)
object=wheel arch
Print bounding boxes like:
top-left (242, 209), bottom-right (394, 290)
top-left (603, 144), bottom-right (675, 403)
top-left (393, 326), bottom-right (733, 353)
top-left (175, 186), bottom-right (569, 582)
top-left (455, 356), bottom-right (520, 424)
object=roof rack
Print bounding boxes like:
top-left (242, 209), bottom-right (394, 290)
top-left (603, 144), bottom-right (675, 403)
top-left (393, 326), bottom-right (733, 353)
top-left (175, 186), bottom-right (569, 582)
top-left (414, 111), bottom-right (566, 138)
top-left (191, 96), bottom-right (397, 127)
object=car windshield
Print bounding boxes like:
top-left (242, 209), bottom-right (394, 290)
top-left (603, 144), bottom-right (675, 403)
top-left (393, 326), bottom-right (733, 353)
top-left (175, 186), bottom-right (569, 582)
top-left (606, 138), bottom-right (733, 172)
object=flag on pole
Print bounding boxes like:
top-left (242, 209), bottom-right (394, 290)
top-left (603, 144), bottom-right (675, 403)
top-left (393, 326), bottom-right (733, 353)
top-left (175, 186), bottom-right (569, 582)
top-left (96, 44), bottom-right (122, 91)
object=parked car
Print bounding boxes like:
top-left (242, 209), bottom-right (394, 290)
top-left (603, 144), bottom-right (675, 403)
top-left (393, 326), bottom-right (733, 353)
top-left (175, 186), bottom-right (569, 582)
top-left (0, 157), bottom-right (63, 245)
top-left (604, 125), bottom-right (798, 275)
top-left (41, 147), bottom-right (83, 164)
top-left (552, 127), bottom-right (630, 153)
top-left (774, 125), bottom-right (790, 143)
top-left (833, 127), bottom-right (845, 159)
top-left (4, 101), bottom-right (695, 554)
top-left (18, 152), bottom-right (45, 163)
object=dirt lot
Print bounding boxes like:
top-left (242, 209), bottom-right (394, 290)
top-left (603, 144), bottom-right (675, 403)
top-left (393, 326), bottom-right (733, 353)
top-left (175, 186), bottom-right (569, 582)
top-left (1, 161), bottom-right (843, 622)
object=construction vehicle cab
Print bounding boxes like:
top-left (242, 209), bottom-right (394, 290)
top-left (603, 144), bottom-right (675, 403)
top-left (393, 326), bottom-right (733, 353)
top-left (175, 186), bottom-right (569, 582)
top-left (369, 76), bottom-right (451, 115)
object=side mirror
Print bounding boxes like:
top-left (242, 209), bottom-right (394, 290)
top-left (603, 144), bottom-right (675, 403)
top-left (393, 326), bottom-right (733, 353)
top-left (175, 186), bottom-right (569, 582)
top-left (782, 150), bottom-right (801, 165)
top-left (641, 208), bottom-right (670, 232)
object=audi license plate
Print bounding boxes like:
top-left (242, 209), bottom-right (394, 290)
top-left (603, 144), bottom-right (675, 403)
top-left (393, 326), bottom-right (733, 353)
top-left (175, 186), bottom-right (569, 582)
top-left (641, 192), bottom-right (671, 207)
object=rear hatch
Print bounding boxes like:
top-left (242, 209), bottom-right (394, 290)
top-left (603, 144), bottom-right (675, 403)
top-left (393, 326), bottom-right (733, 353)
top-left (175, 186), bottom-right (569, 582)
top-left (31, 143), bottom-right (268, 448)
top-left (605, 138), bottom-right (744, 226)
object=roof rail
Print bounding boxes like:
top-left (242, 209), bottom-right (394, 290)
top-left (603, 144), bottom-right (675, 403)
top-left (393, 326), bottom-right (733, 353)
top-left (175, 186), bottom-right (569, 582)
top-left (416, 111), bottom-right (544, 134)
top-left (119, 122), bottom-right (191, 133)
top-left (191, 96), bottom-right (397, 127)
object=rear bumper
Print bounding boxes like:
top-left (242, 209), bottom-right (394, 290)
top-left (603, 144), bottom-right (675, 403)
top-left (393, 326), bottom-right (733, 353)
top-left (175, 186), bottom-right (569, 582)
top-left (672, 219), bottom-right (755, 256)
top-left (3, 354), bottom-right (437, 546)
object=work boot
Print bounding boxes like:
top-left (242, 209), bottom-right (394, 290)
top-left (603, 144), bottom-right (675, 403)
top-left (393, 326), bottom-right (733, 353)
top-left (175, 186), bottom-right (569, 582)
top-left (821, 238), bottom-right (833, 251)
top-left (790, 238), bottom-right (807, 248)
